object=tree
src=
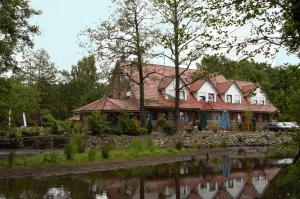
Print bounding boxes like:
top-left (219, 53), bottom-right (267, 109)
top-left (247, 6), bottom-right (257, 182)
top-left (0, 0), bottom-right (40, 74)
top-left (152, 0), bottom-right (209, 131)
top-left (83, 0), bottom-right (158, 127)
top-left (15, 49), bottom-right (58, 117)
top-left (203, 0), bottom-right (300, 60)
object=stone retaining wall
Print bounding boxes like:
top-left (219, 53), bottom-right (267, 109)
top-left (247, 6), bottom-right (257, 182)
top-left (0, 135), bottom-right (68, 149)
top-left (0, 131), bottom-right (293, 149)
top-left (89, 130), bottom-right (294, 149)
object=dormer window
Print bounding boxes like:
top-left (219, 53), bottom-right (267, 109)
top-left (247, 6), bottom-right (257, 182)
top-left (234, 95), bottom-right (241, 104)
top-left (179, 90), bottom-right (186, 100)
top-left (199, 92), bottom-right (206, 101)
top-left (226, 95), bottom-right (232, 103)
top-left (259, 97), bottom-right (265, 105)
top-left (208, 93), bottom-right (215, 102)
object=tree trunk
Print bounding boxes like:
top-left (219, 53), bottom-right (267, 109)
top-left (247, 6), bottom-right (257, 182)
top-left (173, 0), bottom-right (180, 132)
top-left (134, 10), bottom-right (146, 127)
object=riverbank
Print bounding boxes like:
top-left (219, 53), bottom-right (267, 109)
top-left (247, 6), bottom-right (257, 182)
top-left (0, 145), bottom-right (296, 179)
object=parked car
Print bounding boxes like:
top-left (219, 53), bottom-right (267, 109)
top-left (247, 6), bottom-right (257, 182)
top-left (266, 122), bottom-right (289, 132)
top-left (283, 122), bottom-right (299, 130)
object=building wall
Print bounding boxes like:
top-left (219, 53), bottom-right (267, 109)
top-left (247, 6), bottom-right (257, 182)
top-left (194, 81), bottom-right (217, 102)
top-left (225, 84), bottom-right (243, 103)
top-left (250, 88), bottom-right (267, 105)
top-left (164, 79), bottom-right (188, 100)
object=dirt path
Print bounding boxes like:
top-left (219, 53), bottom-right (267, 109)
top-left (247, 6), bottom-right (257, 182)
top-left (0, 147), bottom-right (270, 179)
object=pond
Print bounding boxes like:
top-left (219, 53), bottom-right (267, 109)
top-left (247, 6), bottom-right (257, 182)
top-left (0, 156), bottom-right (293, 199)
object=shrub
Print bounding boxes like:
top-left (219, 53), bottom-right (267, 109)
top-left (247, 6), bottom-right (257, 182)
top-left (175, 140), bottom-right (183, 150)
top-left (137, 128), bottom-right (149, 136)
top-left (117, 109), bottom-right (131, 134)
top-left (111, 127), bottom-right (122, 135)
top-left (8, 151), bottom-right (16, 168)
top-left (211, 124), bottom-right (219, 134)
top-left (64, 142), bottom-right (73, 160)
top-left (158, 118), bottom-right (168, 129)
top-left (88, 111), bottom-right (110, 135)
top-left (128, 118), bottom-right (142, 135)
top-left (101, 145), bottom-right (110, 159)
top-left (43, 152), bottom-right (58, 164)
top-left (163, 124), bottom-right (175, 135)
top-left (69, 134), bottom-right (87, 153)
top-left (130, 139), bottom-right (144, 151)
top-left (88, 148), bottom-right (97, 162)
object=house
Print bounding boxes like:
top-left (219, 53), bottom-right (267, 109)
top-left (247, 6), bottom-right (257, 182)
top-left (73, 61), bottom-right (277, 130)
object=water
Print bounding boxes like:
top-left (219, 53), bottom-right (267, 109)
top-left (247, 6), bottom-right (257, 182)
top-left (0, 157), bottom-right (292, 199)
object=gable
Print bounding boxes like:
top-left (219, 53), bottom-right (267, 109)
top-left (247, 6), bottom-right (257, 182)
top-left (225, 83), bottom-right (243, 96)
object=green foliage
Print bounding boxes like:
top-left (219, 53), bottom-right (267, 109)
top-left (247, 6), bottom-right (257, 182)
top-left (163, 124), bottom-right (176, 135)
top-left (64, 142), bottom-right (73, 160)
top-left (158, 118), bottom-right (168, 129)
top-left (211, 124), bottom-right (219, 134)
top-left (175, 140), bottom-right (183, 150)
top-left (69, 134), bottom-right (87, 153)
top-left (117, 109), bottom-right (131, 133)
top-left (0, 0), bottom-right (39, 73)
top-left (88, 111), bottom-right (110, 135)
top-left (101, 145), bottom-right (110, 159)
top-left (8, 152), bottom-right (16, 168)
top-left (43, 113), bottom-right (80, 134)
top-left (88, 148), bottom-right (97, 162)
top-left (43, 152), bottom-right (58, 164)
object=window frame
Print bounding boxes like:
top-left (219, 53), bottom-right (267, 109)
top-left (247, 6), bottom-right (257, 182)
top-left (208, 93), bottom-right (215, 102)
top-left (226, 94), bottom-right (232, 103)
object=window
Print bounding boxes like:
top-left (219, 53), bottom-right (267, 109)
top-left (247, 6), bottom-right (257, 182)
top-left (226, 95), bottom-right (232, 103)
top-left (252, 99), bottom-right (258, 104)
top-left (179, 90), bottom-right (186, 100)
top-left (208, 93), bottom-right (215, 102)
top-left (180, 112), bottom-right (188, 121)
top-left (259, 97), bottom-right (265, 105)
top-left (199, 92), bottom-right (206, 101)
top-left (234, 95), bottom-right (241, 104)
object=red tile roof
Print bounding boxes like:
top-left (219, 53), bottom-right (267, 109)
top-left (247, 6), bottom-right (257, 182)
top-left (73, 98), bottom-right (139, 113)
top-left (73, 62), bottom-right (277, 113)
top-left (190, 80), bottom-right (206, 93)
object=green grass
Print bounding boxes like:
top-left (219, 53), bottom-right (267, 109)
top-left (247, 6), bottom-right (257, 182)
top-left (265, 141), bottom-right (298, 159)
top-left (0, 138), bottom-right (190, 169)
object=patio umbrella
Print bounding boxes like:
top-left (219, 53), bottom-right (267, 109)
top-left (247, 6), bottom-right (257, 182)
top-left (219, 110), bottom-right (230, 128)
top-left (199, 112), bottom-right (208, 129)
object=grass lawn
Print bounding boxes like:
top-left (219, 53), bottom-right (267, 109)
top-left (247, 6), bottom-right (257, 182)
top-left (0, 139), bottom-right (191, 169)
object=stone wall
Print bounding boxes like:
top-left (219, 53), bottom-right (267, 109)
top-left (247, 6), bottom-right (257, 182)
top-left (88, 130), bottom-right (293, 149)
top-left (0, 130), bottom-right (293, 149)
top-left (0, 135), bottom-right (68, 149)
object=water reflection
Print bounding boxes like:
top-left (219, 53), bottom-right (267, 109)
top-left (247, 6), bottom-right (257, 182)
top-left (0, 157), bottom-right (288, 199)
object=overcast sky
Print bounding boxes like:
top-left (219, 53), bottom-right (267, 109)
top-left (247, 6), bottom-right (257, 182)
top-left (30, 0), bottom-right (300, 70)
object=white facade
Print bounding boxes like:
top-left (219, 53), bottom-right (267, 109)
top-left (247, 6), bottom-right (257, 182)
top-left (225, 83), bottom-right (242, 104)
top-left (164, 79), bottom-right (188, 100)
top-left (250, 88), bottom-right (266, 105)
top-left (194, 81), bottom-right (218, 102)
top-left (225, 178), bottom-right (245, 199)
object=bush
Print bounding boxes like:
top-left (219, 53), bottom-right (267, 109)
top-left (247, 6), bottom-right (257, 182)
top-left (64, 142), bottom-right (73, 160)
top-left (8, 151), bottom-right (16, 168)
top-left (88, 111), bottom-right (110, 135)
top-left (88, 148), bottom-right (97, 162)
top-left (158, 118), bottom-right (168, 129)
top-left (111, 127), bottom-right (122, 135)
top-left (101, 145), bottom-right (110, 159)
top-left (43, 151), bottom-right (58, 164)
top-left (211, 124), bottom-right (219, 134)
top-left (163, 124), bottom-right (175, 135)
top-left (69, 134), bottom-right (87, 153)
top-left (175, 140), bottom-right (183, 150)
top-left (130, 139), bottom-right (144, 151)
top-left (43, 113), bottom-right (80, 134)
top-left (137, 127), bottom-right (148, 135)
top-left (117, 109), bottom-right (131, 133)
